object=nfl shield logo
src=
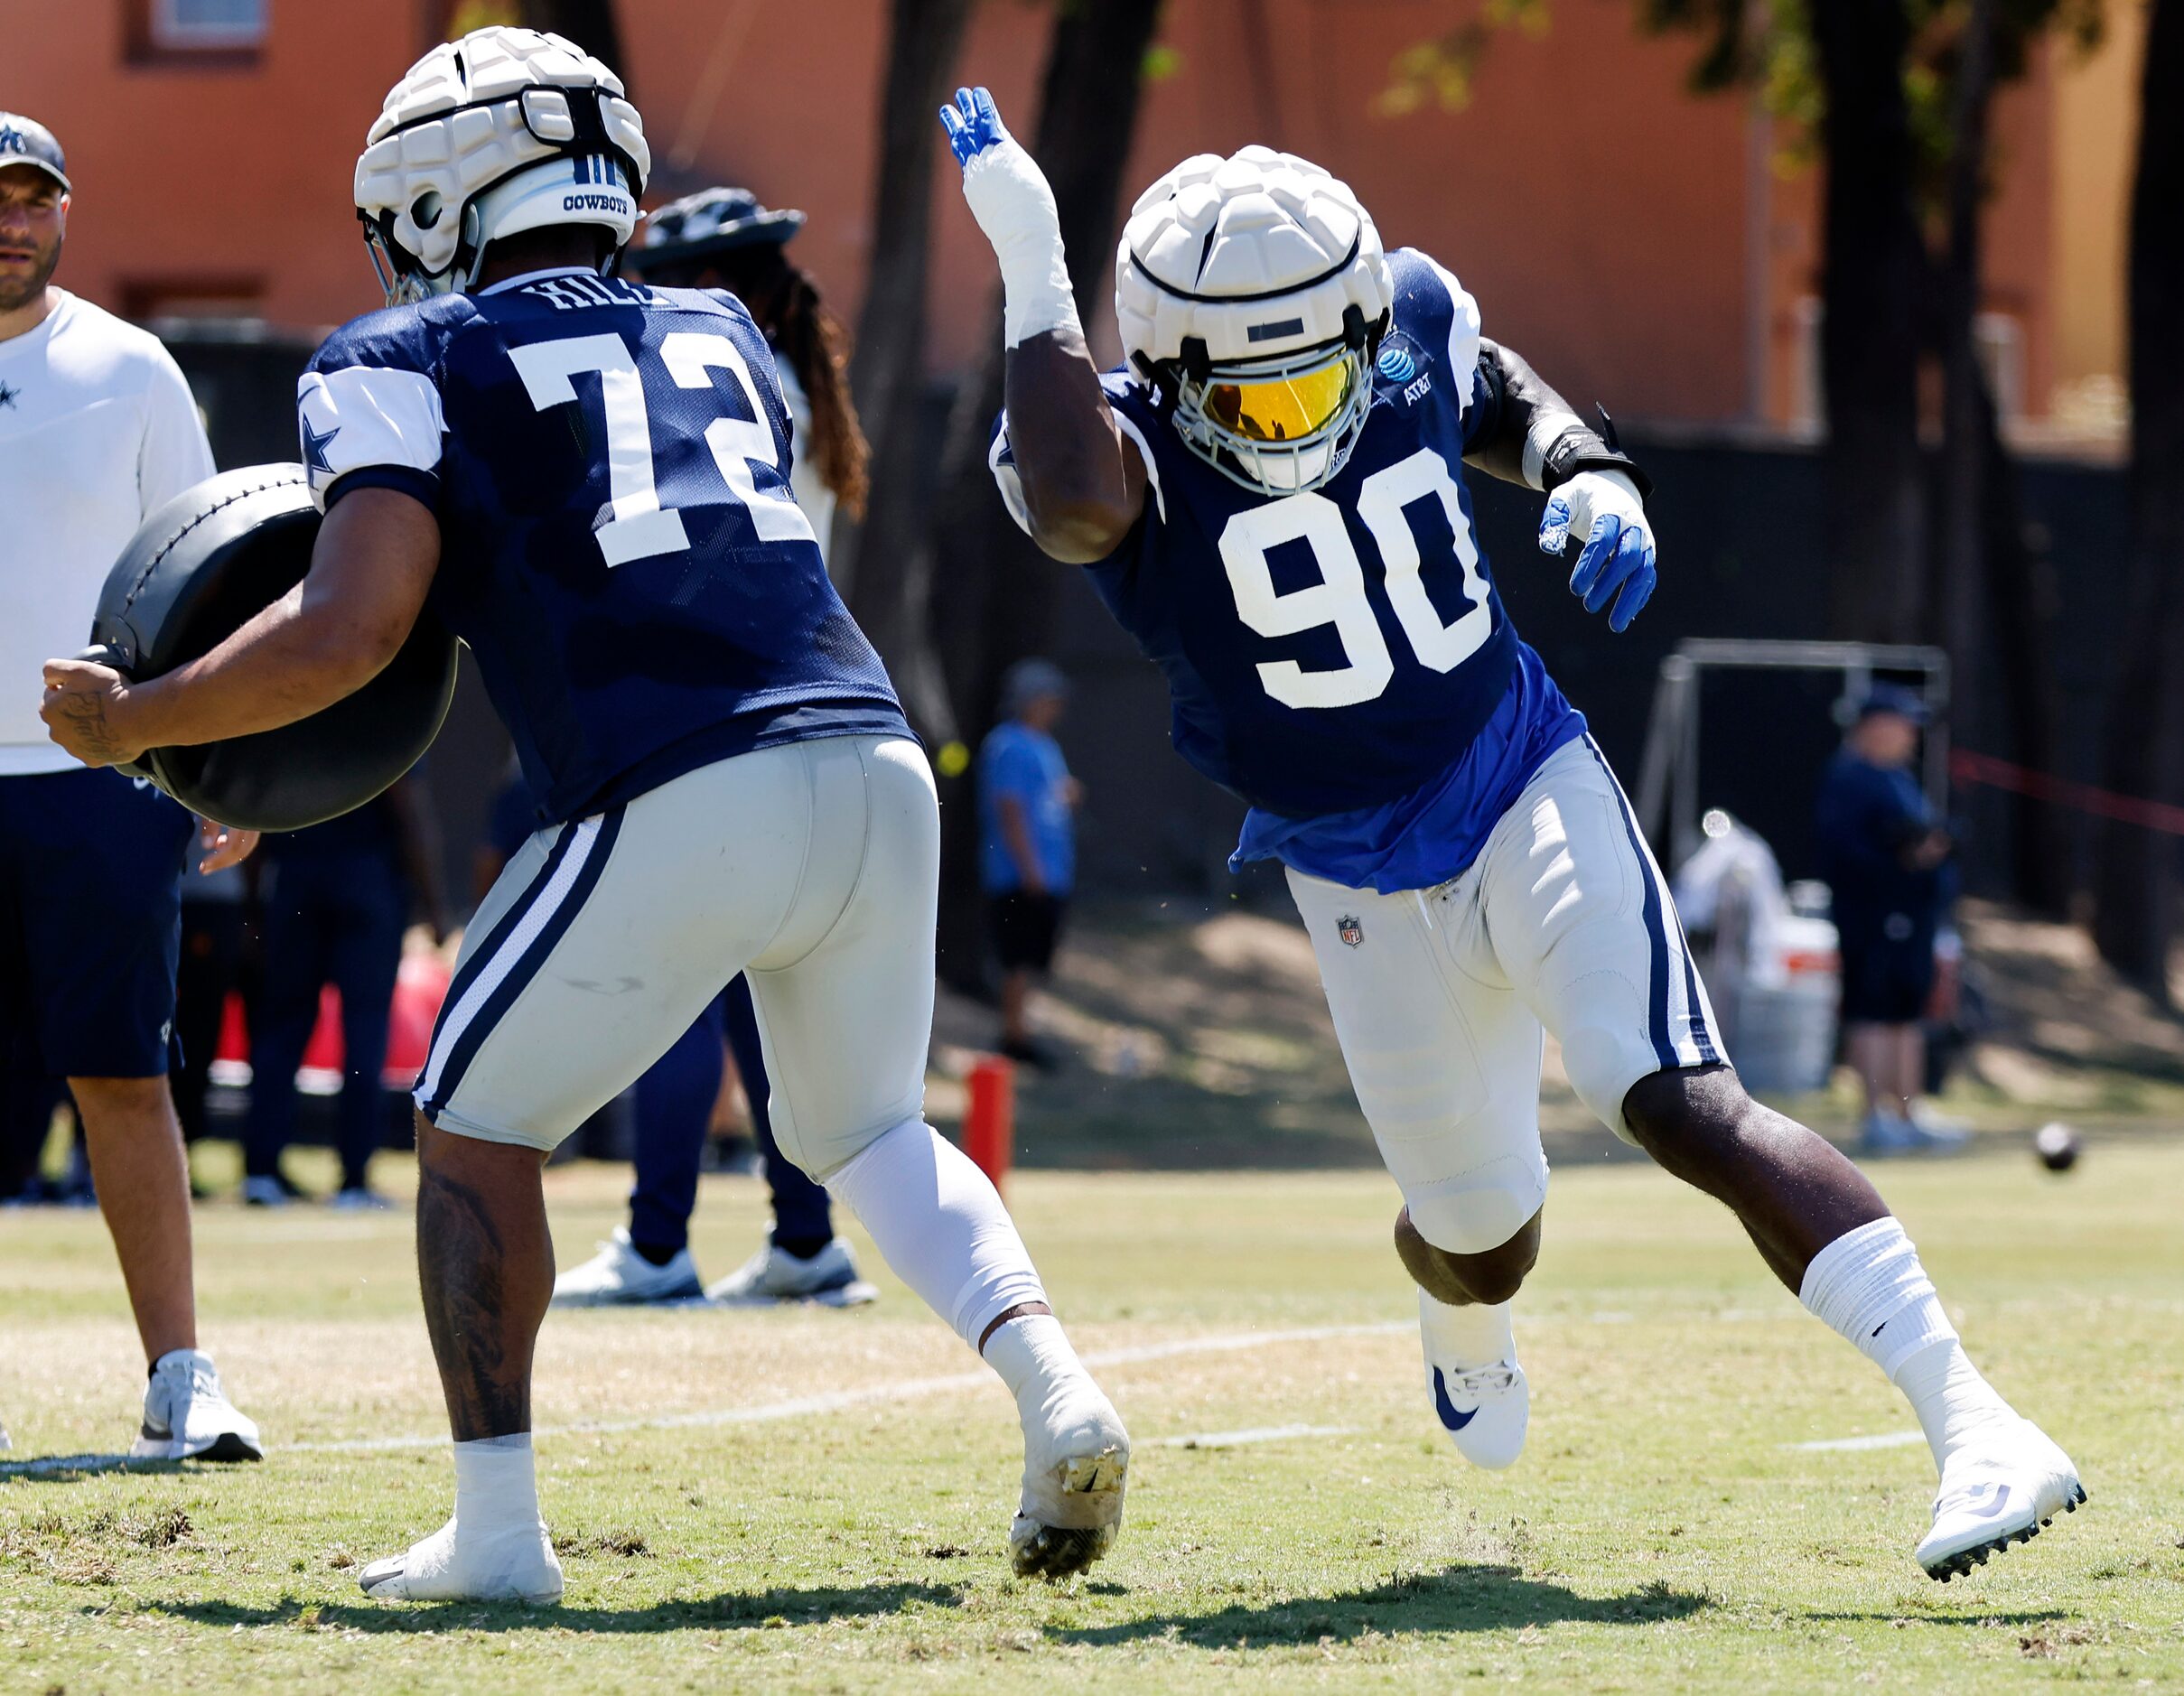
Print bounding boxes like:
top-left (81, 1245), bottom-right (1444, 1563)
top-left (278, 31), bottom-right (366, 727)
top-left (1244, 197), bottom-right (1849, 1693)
top-left (1337, 914), bottom-right (1364, 948)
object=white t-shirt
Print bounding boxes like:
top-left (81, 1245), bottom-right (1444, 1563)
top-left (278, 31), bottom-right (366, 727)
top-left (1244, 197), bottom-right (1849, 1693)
top-left (0, 290), bottom-right (215, 773)
top-left (771, 355), bottom-right (837, 572)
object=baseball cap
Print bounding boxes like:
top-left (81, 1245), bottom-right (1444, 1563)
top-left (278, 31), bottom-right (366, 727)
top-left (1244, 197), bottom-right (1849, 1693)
top-left (630, 186), bottom-right (803, 275)
top-left (0, 114), bottom-right (70, 193)
top-left (1856, 683), bottom-right (1930, 725)
top-left (1002, 657), bottom-right (1070, 715)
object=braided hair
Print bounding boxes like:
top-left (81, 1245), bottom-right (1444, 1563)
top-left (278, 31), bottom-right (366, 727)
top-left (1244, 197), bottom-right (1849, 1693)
top-left (694, 246), bottom-right (871, 521)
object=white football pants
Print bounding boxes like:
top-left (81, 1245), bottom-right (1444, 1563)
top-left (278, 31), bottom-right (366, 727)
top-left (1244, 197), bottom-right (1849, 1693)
top-left (418, 734), bottom-right (936, 1179)
top-left (1286, 736), bottom-right (1724, 1257)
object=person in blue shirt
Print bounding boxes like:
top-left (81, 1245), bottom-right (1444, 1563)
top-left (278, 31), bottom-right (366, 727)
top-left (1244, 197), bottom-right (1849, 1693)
top-left (242, 775), bottom-right (444, 1209)
top-left (943, 85), bottom-right (2078, 1582)
top-left (42, 31), bottom-right (1128, 1599)
top-left (978, 657), bottom-right (1078, 1065)
top-left (1815, 687), bottom-right (1961, 1155)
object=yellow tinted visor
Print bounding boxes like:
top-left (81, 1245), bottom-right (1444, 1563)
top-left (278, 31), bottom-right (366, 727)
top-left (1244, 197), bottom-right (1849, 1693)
top-left (1206, 356), bottom-right (1353, 443)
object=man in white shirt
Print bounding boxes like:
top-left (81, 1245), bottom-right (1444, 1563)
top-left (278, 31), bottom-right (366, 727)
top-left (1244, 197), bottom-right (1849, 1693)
top-left (1, 112), bottom-right (261, 1460)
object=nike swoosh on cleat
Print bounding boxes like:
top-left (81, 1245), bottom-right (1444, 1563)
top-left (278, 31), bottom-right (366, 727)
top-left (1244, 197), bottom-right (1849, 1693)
top-left (1961, 1482), bottom-right (2012, 1515)
top-left (1432, 1367), bottom-right (1478, 1432)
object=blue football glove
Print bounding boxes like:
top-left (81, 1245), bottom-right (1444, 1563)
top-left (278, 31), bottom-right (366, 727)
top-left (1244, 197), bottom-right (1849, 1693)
top-left (938, 85), bottom-right (1075, 347)
top-left (938, 86), bottom-right (1012, 168)
top-left (1538, 470), bottom-right (1657, 633)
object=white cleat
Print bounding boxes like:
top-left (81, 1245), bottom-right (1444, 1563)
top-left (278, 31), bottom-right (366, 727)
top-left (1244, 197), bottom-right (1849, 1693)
top-left (550, 1227), bottom-right (703, 1307)
top-left (358, 1516), bottom-right (563, 1605)
top-left (705, 1236), bottom-right (877, 1308)
top-left (1418, 1290), bottom-right (1529, 1469)
top-left (1917, 1417), bottom-right (2085, 1581)
top-left (1010, 1379), bottom-right (1129, 1580)
top-left (131, 1348), bottom-right (263, 1462)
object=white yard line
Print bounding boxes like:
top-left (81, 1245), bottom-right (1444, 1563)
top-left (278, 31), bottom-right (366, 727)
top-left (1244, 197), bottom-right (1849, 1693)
top-left (0, 1309), bottom-right (1815, 1477)
top-left (279, 1320), bottom-right (1414, 1456)
top-left (1150, 1423), bottom-right (1358, 1449)
top-left (1787, 1430), bottom-right (1927, 1453)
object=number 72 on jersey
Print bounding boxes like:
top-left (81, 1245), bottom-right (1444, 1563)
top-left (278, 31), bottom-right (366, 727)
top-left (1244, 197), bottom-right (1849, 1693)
top-left (507, 331), bottom-right (816, 567)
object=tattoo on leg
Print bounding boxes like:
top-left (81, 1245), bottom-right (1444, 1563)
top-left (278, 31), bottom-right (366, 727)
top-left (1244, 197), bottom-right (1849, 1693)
top-left (416, 1161), bottom-right (528, 1440)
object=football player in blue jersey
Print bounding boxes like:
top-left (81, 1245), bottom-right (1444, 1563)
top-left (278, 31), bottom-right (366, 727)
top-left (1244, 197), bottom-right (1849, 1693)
top-left (39, 31), bottom-right (1130, 1602)
top-left (941, 86), bottom-right (2079, 1582)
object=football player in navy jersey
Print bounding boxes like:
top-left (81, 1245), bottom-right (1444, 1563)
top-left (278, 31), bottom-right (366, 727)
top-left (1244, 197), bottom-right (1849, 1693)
top-left (40, 31), bottom-right (1129, 1602)
top-left (941, 86), bottom-right (2079, 1581)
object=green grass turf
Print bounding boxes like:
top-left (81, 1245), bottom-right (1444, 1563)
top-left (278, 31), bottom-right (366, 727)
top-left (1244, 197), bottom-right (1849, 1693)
top-left (2, 1142), bottom-right (2179, 1692)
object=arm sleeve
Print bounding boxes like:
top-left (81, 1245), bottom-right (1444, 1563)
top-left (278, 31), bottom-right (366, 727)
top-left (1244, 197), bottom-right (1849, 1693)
top-left (137, 345), bottom-right (217, 516)
top-left (297, 321), bottom-right (448, 513)
top-left (988, 369), bottom-right (1166, 543)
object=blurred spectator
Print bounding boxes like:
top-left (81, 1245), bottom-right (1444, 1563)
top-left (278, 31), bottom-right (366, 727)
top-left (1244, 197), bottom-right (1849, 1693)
top-left (541, 185), bottom-right (877, 1309)
top-left (1815, 686), bottom-right (1964, 1155)
top-left (243, 778), bottom-right (443, 1207)
top-left (172, 835), bottom-right (249, 1163)
top-left (977, 658), bottom-right (1080, 1067)
top-left (624, 186), bottom-right (868, 564)
top-left (3, 113), bottom-right (259, 1457)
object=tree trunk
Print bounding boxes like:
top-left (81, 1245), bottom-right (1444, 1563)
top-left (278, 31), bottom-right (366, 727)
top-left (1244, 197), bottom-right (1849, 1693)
top-left (1931, 0), bottom-right (1994, 711)
top-left (1976, 377), bottom-right (2073, 914)
top-left (929, 0), bottom-right (1166, 734)
top-left (1810, 0), bottom-right (1928, 643)
top-left (2093, 0), bottom-right (2184, 997)
top-left (1925, 0), bottom-right (2067, 914)
top-left (921, 0), bottom-right (1167, 990)
top-left (832, 0), bottom-right (978, 736)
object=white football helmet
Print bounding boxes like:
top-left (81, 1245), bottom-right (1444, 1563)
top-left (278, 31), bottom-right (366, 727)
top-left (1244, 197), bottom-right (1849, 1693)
top-left (354, 26), bottom-right (649, 305)
top-left (1115, 145), bottom-right (1393, 496)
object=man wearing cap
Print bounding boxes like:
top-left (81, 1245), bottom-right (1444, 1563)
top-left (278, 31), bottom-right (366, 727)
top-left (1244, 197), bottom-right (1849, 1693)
top-left (1, 113), bottom-right (262, 1458)
top-left (977, 658), bottom-right (1080, 1067)
top-left (1815, 686), bottom-right (1963, 1155)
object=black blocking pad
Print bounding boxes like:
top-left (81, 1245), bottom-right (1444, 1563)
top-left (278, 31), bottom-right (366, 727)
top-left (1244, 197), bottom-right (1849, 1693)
top-left (90, 462), bottom-right (459, 833)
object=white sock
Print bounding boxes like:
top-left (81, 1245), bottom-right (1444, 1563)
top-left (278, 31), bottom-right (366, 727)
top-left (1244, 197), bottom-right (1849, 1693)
top-left (1799, 1217), bottom-right (2015, 1470)
top-left (983, 1311), bottom-right (1089, 1403)
top-left (825, 1118), bottom-right (1050, 1349)
top-left (1418, 1292), bottom-right (1516, 1365)
top-left (453, 1432), bottom-right (544, 1536)
top-left (363, 1434), bottom-right (559, 1601)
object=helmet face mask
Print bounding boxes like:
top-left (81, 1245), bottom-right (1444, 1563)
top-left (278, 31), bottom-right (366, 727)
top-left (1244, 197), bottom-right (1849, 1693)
top-left (1115, 144), bottom-right (1394, 502)
top-left (1169, 339), bottom-right (1375, 496)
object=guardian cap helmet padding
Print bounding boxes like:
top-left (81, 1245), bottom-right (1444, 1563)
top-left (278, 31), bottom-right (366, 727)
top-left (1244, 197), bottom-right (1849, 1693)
top-left (355, 27), bottom-right (649, 305)
top-left (1115, 145), bottom-right (1393, 496)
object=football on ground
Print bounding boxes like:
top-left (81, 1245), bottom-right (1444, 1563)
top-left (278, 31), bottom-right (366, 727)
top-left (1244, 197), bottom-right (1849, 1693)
top-left (1, 1145), bottom-right (2176, 1694)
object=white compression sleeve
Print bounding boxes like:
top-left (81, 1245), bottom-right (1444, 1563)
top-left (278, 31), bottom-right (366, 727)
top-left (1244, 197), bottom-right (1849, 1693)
top-left (825, 1117), bottom-right (1050, 1348)
top-left (962, 140), bottom-right (1079, 349)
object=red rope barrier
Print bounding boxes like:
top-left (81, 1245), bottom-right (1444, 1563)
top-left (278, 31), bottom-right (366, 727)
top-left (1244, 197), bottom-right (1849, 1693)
top-left (1949, 749), bottom-right (2184, 836)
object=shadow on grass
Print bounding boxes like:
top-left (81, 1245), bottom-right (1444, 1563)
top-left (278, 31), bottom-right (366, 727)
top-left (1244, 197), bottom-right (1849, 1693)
top-left (151, 1580), bottom-right (968, 1635)
top-left (1050, 1563), bottom-right (1709, 1648)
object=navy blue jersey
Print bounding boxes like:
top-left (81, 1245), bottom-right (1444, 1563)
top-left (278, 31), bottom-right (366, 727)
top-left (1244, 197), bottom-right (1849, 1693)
top-left (299, 266), bottom-right (905, 825)
top-left (994, 248), bottom-right (1545, 823)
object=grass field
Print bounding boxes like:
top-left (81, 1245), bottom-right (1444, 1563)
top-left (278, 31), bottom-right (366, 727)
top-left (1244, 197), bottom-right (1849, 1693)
top-left (3, 1141), bottom-right (2180, 1692)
